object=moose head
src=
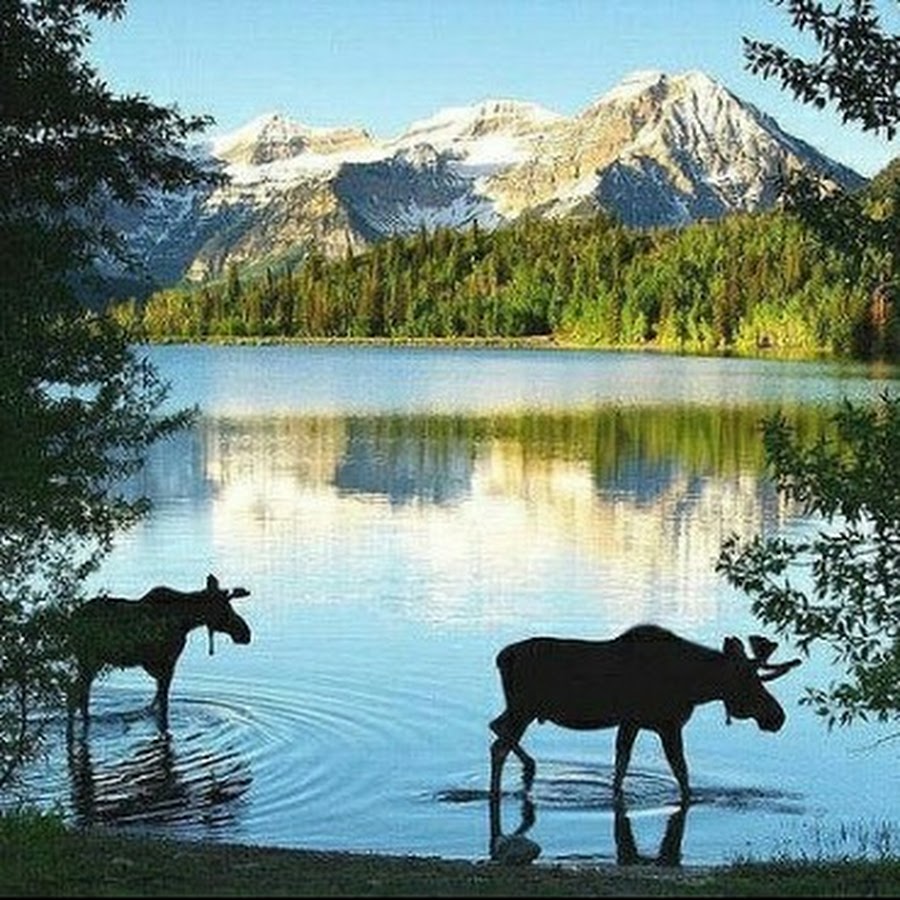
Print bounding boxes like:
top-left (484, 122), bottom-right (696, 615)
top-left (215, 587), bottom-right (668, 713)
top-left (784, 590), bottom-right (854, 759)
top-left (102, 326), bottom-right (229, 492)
top-left (720, 634), bottom-right (801, 730)
top-left (202, 573), bottom-right (252, 656)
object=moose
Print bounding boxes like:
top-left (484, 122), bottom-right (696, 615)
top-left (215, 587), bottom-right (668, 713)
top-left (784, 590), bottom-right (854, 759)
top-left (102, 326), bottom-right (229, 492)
top-left (489, 624), bottom-right (800, 804)
top-left (67, 574), bottom-right (252, 733)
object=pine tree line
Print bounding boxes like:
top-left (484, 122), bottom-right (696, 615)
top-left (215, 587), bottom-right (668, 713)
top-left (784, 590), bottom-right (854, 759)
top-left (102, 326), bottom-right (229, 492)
top-left (113, 206), bottom-right (897, 359)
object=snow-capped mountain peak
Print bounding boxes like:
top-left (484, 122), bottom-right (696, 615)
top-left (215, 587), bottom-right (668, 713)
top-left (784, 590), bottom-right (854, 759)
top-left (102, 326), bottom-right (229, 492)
top-left (390, 98), bottom-right (567, 166)
top-left (211, 113), bottom-right (303, 162)
top-left (400, 98), bottom-right (564, 140)
top-left (118, 69), bottom-right (866, 288)
top-left (213, 112), bottom-right (374, 166)
top-left (597, 69), bottom-right (669, 104)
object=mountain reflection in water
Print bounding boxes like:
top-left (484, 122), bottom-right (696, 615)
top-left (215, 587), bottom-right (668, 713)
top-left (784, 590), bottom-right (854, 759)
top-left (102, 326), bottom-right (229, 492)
top-left (124, 405), bottom-right (812, 630)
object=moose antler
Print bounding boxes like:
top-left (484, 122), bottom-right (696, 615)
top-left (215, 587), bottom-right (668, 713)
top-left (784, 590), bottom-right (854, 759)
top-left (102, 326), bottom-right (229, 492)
top-left (758, 658), bottom-right (802, 681)
top-left (748, 634), bottom-right (778, 664)
top-left (748, 634), bottom-right (801, 681)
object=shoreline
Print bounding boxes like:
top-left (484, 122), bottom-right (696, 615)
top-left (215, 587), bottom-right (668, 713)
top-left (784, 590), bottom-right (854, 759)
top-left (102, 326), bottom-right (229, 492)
top-left (3, 821), bottom-right (898, 896)
top-left (7, 819), bottom-right (900, 897)
top-left (139, 331), bottom-right (854, 365)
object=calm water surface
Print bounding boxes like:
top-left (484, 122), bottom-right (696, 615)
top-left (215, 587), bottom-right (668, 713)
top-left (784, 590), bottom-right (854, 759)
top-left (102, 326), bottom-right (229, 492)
top-left (21, 345), bottom-right (900, 866)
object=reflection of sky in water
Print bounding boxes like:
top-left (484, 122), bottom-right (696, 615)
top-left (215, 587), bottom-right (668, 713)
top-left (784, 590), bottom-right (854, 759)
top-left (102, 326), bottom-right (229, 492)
top-left (145, 344), bottom-right (899, 416)
top-left (120, 410), bottom-right (786, 632)
top-left (62, 347), bottom-right (900, 865)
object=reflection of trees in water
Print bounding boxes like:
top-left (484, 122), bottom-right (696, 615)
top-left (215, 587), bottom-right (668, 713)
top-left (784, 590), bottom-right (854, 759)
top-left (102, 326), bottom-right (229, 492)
top-left (181, 404), bottom-right (831, 507)
top-left (485, 404), bottom-right (825, 500)
top-left (131, 407), bottom-right (831, 588)
top-left (67, 732), bottom-right (251, 829)
top-left (122, 425), bottom-right (215, 507)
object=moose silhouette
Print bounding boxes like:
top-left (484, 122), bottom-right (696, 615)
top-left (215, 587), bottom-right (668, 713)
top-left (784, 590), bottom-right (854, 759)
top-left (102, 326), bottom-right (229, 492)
top-left (489, 624), bottom-right (800, 805)
top-left (67, 574), bottom-right (251, 733)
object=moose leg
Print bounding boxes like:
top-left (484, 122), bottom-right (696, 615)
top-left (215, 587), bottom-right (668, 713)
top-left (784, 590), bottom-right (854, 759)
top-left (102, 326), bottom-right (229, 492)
top-left (488, 788), bottom-right (502, 855)
top-left (658, 805), bottom-right (687, 866)
top-left (613, 722), bottom-right (639, 801)
top-left (490, 711), bottom-right (534, 794)
top-left (512, 742), bottom-right (536, 786)
top-left (66, 667), bottom-right (94, 741)
top-left (658, 725), bottom-right (690, 804)
top-left (147, 665), bottom-right (174, 731)
top-left (613, 802), bottom-right (639, 865)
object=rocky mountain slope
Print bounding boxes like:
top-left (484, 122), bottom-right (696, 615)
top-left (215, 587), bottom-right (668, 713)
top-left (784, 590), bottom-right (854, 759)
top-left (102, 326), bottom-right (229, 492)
top-left (119, 69), bottom-right (866, 290)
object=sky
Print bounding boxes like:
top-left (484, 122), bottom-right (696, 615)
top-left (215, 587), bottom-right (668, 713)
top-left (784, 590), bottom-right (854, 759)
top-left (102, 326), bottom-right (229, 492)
top-left (86, 0), bottom-right (898, 177)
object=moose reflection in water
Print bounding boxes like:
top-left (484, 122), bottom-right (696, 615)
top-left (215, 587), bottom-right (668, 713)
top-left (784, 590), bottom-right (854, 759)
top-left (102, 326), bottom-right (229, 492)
top-left (67, 730), bottom-right (252, 828)
top-left (67, 574), bottom-right (252, 734)
top-left (489, 794), bottom-right (688, 867)
top-left (489, 625), bottom-right (800, 808)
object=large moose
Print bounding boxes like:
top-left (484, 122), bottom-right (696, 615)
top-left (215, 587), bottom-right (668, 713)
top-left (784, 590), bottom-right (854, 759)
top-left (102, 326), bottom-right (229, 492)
top-left (489, 624), bottom-right (800, 804)
top-left (68, 574), bottom-right (252, 733)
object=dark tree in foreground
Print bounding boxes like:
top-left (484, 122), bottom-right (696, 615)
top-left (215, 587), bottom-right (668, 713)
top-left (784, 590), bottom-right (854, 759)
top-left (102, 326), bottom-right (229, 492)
top-left (718, 397), bottom-right (900, 726)
top-left (744, 0), bottom-right (899, 139)
top-left (0, 0), bottom-right (221, 787)
top-left (745, 0), bottom-right (898, 357)
top-left (720, 0), bottom-right (899, 726)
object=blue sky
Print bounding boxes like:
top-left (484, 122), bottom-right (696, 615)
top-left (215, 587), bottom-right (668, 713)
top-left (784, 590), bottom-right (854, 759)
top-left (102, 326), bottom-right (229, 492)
top-left (87, 0), bottom-right (897, 177)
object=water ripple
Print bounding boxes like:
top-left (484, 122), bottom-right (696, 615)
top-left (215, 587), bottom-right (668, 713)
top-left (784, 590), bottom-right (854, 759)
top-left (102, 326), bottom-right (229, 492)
top-left (436, 758), bottom-right (805, 817)
top-left (20, 665), bottom-right (480, 846)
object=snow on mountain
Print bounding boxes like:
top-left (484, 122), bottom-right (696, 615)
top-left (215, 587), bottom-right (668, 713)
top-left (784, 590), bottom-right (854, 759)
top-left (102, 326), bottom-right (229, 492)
top-left (333, 144), bottom-right (503, 240)
top-left (389, 99), bottom-right (566, 166)
top-left (595, 68), bottom-right (670, 105)
top-left (212, 112), bottom-right (375, 165)
top-left (538, 68), bottom-right (863, 225)
top-left (115, 70), bottom-right (867, 289)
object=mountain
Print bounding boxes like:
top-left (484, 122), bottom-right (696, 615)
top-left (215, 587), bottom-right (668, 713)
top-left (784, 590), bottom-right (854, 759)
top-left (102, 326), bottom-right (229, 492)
top-left (116, 70), bottom-right (866, 292)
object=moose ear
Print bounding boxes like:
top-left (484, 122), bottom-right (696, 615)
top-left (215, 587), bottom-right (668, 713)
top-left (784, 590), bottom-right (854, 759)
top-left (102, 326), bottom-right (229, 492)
top-left (207, 574), bottom-right (220, 591)
top-left (748, 634), bottom-right (778, 663)
top-left (723, 636), bottom-right (747, 659)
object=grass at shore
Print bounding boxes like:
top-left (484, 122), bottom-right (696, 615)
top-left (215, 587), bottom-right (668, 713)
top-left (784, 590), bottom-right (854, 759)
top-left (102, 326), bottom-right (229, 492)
top-left (2, 812), bottom-right (899, 897)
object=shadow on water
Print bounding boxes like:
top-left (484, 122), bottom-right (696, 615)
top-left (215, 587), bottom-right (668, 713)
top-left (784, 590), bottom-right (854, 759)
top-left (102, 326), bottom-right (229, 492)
top-left (67, 728), bottom-right (252, 829)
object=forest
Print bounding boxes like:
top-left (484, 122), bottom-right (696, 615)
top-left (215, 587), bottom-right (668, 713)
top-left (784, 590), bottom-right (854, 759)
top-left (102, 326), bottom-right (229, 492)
top-left (113, 168), bottom-right (898, 360)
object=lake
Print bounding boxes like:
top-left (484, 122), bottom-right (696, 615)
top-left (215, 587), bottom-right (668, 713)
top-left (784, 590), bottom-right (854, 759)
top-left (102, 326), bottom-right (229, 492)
top-left (19, 344), bottom-right (900, 867)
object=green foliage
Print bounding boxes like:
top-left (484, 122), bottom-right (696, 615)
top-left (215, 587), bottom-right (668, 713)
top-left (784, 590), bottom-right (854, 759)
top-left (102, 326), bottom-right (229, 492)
top-left (0, 821), bottom-right (897, 895)
top-left (718, 395), bottom-right (900, 726)
top-left (717, 0), bottom-right (900, 728)
top-left (0, 0), bottom-right (214, 788)
top-left (123, 205), bottom-right (898, 359)
top-left (0, 807), bottom-right (68, 842)
top-left (109, 4), bottom-right (900, 361)
top-left (743, 2), bottom-right (898, 354)
top-left (744, 0), bottom-right (900, 139)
